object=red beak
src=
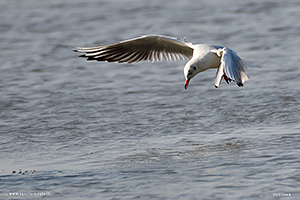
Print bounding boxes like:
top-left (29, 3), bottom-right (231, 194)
top-left (184, 79), bottom-right (190, 90)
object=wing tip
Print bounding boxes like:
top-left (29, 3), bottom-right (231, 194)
top-left (237, 82), bottom-right (244, 87)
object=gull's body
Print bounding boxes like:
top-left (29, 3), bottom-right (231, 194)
top-left (74, 35), bottom-right (253, 88)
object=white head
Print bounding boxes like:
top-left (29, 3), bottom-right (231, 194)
top-left (183, 61), bottom-right (200, 89)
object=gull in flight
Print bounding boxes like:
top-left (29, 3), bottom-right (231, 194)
top-left (74, 35), bottom-right (254, 89)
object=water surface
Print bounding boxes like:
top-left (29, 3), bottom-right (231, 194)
top-left (0, 0), bottom-right (300, 199)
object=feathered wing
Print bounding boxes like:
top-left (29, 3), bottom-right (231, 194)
top-left (212, 47), bottom-right (249, 88)
top-left (74, 35), bottom-right (194, 63)
top-left (214, 60), bottom-right (225, 88)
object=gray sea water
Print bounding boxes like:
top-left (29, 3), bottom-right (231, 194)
top-left (1, 0), bottom-right (300, 199)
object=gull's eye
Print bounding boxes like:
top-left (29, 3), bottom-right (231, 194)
top-left (193, 66), bottom-right (197, 71)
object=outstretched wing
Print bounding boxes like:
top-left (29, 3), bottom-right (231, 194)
top-left (74, 35), bottom-right (194, 63)
top-left (212, 47), bottom-right (249, 88)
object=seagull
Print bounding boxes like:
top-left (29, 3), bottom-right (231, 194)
top-left (74, 35), bottom-right (254, 89)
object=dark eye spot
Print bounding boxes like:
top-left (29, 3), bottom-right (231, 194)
top-left (193, 66), bottom-right (197, 70)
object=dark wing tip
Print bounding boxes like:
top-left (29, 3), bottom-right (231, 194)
top-left (237, 82), bottom-right (244, 87)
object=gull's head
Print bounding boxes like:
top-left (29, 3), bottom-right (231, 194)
top-left (184, 62), bottom-right (199, 90)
